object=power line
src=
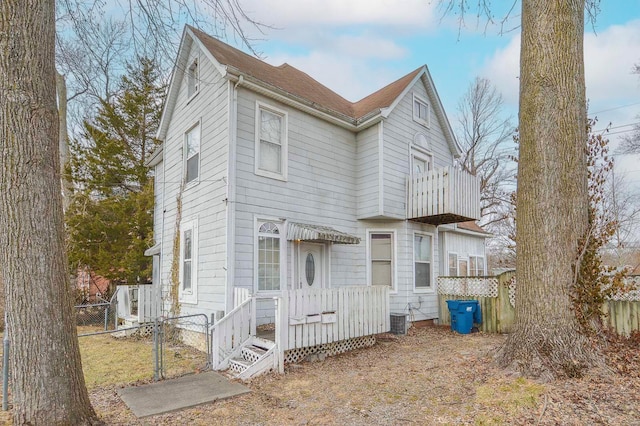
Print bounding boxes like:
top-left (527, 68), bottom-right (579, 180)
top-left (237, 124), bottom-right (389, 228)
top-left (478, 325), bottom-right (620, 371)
top-left (591, 102), bottom-right (640, 115)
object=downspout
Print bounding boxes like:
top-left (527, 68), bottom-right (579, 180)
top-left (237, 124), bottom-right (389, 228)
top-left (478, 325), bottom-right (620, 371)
top-left (159, 147), bottom-right (167, 318)
top-left (225, 75), bottom-right (243, 315)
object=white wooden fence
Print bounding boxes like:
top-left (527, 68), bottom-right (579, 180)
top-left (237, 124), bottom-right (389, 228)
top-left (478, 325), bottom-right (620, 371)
top-left (407, 166), bottom-right (480, 221)
top-left (274, 286), bottom-right (390, 369)
top-left (116, 284), bottom-right (157, 323)
top-left (210, 296), bottom-right (256, 369)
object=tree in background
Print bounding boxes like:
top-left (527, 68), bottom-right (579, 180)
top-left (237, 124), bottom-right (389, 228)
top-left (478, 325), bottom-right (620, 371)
top-left (66, 57), bottom-right (165, 284)
top-left (456, 77), bottom-right (516, 228)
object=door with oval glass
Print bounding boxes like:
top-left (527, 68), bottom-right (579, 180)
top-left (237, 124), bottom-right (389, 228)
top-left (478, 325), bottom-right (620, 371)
top-left (299, 242), bottom-right (324, 289)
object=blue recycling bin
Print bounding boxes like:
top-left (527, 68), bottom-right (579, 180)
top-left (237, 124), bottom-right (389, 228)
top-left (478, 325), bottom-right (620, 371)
top-left (446, 300), bottom-right (481, 334)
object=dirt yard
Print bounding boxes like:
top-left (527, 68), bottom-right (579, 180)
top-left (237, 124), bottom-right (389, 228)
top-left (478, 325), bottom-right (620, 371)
top-left (84, 325), bottom-right (640, 425)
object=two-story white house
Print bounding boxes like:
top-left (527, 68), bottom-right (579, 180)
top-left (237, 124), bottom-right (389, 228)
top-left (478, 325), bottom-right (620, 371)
top-left (145, 26), bottom-right (487, 339)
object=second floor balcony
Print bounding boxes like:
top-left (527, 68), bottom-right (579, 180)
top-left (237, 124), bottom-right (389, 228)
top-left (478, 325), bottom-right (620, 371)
top-left (407, 166), bottom-right (481, 225)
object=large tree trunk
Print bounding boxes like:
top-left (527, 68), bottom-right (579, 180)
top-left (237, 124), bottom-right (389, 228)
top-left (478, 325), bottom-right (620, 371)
top-left (497, 0), bottom-right (601, 379)
top-left (0, 1), bottom-right (100, 423)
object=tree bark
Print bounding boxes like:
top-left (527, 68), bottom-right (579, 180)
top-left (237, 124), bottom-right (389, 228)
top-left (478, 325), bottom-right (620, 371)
top-left (497, 0), bottom-right (601, 379)
top-left (0, 1), bottom-right (100, 423)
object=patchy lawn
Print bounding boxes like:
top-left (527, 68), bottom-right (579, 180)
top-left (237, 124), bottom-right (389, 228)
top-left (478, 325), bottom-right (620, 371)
top-left (1, 326), bottom-right (639, 424)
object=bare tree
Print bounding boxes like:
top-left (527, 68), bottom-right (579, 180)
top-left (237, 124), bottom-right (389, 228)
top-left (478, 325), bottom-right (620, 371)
top-left (0, 1), bottom-right (100, 423)
top-left (456, 77), bottom-right (516, 229)
top-left (618, 63), bottom-right (640, 154)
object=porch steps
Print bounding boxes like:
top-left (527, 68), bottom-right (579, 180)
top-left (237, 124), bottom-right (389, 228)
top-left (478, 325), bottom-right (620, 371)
top-left (228, 336), bottom-right (276, 380)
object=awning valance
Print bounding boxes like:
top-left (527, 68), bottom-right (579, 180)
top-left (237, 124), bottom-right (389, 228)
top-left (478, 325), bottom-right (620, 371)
top-left (144, 243), bottom-right (161, 256)
top-left (287, 222), bottom-right (360, 244)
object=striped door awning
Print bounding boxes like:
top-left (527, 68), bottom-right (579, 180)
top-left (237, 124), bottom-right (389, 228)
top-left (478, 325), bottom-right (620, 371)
top-left (287, 222), bottom-right (361, 244)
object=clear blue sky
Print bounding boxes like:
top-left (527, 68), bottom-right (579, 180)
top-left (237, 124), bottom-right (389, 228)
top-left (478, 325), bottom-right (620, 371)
top-left (219, 1), bottom-right (640, 186)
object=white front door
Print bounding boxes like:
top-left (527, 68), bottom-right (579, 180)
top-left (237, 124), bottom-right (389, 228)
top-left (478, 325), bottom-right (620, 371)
top-left (299, 242), bottom-right (324, 289)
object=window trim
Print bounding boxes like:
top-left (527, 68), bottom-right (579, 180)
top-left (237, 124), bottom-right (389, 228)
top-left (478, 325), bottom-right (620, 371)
top-left (410, 148), bottom-right (433, 177)
top-left (413, 231), bottom-right (434, 293)
top-left (412, 93), bottom-right (430, 128)
top-left (254, 217), bottom-right (286, 295)
top-left (469, 255), bottom-right (486, 277)
top-left (255, 101), bottom-right (288, 181)
top-left (187, 57), bottom-right (199, 101)
top-left (366, 229), bottom-right (397, 293)
top-left (179, 218), bottom-right (198, 304)
top-left (184, 121), bottom-right (201, 187)
top-left (448, 252), bottom-right (459, 277)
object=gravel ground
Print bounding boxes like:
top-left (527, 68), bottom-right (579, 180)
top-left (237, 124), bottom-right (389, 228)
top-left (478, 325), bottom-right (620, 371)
top-left (85, 326), bottom-right (640, 425)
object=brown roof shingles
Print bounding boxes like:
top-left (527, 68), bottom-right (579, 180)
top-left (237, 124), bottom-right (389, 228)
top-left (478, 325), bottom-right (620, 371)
top-left (189, 26), bottom-right (422, 120)
top-left (457, 221), bottom-right (490, 234)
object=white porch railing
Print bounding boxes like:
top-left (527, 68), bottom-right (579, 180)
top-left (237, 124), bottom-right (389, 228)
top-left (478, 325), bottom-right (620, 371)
top-left (210, 296), bottom-right (257, 370)
top-left (116, 284), bottom-right (156, 322)
top-left (274, 286), bottom-right (390, 372)
top-left (407, 166), bottom-right (480, 224)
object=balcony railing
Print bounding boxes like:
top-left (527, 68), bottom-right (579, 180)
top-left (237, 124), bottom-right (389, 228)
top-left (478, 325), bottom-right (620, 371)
top-left (407, 166), bottom-right (480, 225)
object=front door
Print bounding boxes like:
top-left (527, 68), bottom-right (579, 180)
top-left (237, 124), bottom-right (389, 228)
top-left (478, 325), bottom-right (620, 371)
top-left (299, 242), bottom-right (324, 289)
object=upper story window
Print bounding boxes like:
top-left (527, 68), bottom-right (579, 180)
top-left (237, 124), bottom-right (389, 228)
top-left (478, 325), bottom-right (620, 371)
top-left (255, 102), bottom-right (287, 180)
top-left (458, 258), bottom-right (469, 277)
top-left (413, 94), bottom-right (430, 128)
top-left (187, 59), bottom-right (199, 98)
top-left (257, 221), bottom-right (283, 292)
top-left (185, 123), bottom-right (200, 184)
top-left (369, 232), bottom-right (395, 290)
top-left (414, 233), bottom-right (433, 290)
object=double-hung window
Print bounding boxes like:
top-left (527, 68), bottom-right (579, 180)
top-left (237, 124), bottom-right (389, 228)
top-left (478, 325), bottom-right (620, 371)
top-left (179, 220), bottom-right (198, 303)
top-left (257, 221), bottom-right (283, 292)
top-left (370, 232), bottom-right (394, 289)
top-left (458, 258), bottom-right (469, 277)
top-left (413, 94), bottom-right (430, 127)
top-left (414, 233), bottom-right (433, 290)
top-left (185, 124), bottom-right (200, 184)
top-left (470, 255), bottom-right (485, 276)
top-left (255, 103), bottom-right (287, 180)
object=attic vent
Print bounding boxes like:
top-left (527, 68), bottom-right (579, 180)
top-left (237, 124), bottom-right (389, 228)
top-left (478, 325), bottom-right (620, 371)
top-left (413, 132), bottom-right (429, 150)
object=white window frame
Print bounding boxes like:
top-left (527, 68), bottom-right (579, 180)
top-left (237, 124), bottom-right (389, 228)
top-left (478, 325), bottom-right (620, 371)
top-left (458, 257), bottom-right (469, 277)
top-left (187, 57), bottom-right (199, 100)
top-left (469, 255), bottom-right (486, 277)
top-left (412, 93), bottom-right (430, 128)
top-left (254, 218), bottom-right (286, 295)
top-left (184, 121), bottom-right (201, 186)
top-left (179, 218), bottom-right (198, 304)
top-left (255, 101), bottom-right (288, 181)
top-left (448, 252), bottom-right (459, 277)
top-left (366, 229), bottom-right (397, 293)
top-left (413, 231), bottom-right (434, 293)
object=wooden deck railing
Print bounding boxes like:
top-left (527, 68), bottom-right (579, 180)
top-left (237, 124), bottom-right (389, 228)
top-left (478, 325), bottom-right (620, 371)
top-left (210, 296), bottom-right (256, 370)
top-left (274, 286), bottom-right (390, 371)
top-left (407, 166), bottom-right (480, 224)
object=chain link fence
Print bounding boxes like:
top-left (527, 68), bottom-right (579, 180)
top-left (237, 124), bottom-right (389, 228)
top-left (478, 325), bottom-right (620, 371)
top-left (157, 314), bottom-right (210, 380)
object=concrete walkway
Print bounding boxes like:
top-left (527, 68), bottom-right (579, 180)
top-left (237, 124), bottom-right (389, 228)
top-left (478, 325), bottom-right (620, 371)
top-left (118, 371), bottom-right (250, 418)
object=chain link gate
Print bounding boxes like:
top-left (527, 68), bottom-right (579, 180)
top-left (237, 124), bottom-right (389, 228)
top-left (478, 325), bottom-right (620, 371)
top-left (155, 314), bottom-right (210, 380)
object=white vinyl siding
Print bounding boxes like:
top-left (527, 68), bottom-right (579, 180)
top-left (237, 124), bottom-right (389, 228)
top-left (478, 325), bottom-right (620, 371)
top-left (185, 123), bottom-right (200, 184)
top-left (414, 232), bottom-right (433, 291)
top-left (255, 102), bottom-right (287, 180)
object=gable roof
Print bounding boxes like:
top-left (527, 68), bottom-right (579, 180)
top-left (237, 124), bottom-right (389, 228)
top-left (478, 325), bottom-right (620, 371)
top-left (159, 25), bottom-right (460, 156)
top-left (457, 221), bottom-right (491, 235)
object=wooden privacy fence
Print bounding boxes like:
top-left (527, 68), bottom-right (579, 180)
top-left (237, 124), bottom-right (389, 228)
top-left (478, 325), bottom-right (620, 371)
top-left (437, 273), bottom-right (640, 337)
top-left (274, 286), bottom-right (390, 369)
